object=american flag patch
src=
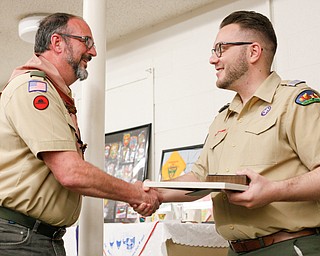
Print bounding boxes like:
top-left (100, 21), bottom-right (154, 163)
top-left (28, 80), bottom-right (47, 92)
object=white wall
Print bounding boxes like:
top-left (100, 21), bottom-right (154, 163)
top-left (271, 0), bottom-right (320, 91)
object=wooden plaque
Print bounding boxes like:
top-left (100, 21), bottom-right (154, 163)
top-left (206, 175), bottom-right (250, 185)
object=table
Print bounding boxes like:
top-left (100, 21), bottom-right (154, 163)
top-left (103, 221), bottom-right (228, 256)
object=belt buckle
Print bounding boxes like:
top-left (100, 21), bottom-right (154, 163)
top-left (53, 228), bottom-right (66, 240)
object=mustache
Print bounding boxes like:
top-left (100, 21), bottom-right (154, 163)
top-left (81, 54), bottom-right (92, 62)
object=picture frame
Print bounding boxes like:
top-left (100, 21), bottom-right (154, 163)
top-left (103, 123), bottom-right (151, 223)
top-left (159, 144), bottom-right (214, 222)
top-left (159, 144), bottom-right (203, 181)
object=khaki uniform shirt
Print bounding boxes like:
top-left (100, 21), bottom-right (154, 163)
top-left (192, 72), bottom-right (320, 240)
top-left (0, 72), bottom-right (81, 227)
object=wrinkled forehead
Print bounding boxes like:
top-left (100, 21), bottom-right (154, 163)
top-left (67, 18), bottom-right (93, 37)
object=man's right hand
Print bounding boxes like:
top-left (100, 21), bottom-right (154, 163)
top-left (130, 181), bottom-right (163, 216)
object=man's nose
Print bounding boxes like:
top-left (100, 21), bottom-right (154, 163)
top-left (209, 53), bottom-right (218, 65)
top-left (88, 46), bottom-right (97, 57)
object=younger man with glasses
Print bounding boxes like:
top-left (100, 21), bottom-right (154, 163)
top-left (0, 13), bottom-right (162, 255)
top-left (153, 10), bottom-right (320, 256)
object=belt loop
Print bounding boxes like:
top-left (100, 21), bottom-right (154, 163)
top-left (258, 237), bottom-right (265, 247)
top-left (228, 241), bottom-right (234, 251)
top-left (32, 220), bottom-right (41, 232)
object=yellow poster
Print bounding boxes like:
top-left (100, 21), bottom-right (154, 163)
top-left (161, 151), bottom-right (186, 180)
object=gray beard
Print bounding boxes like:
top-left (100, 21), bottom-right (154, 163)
top-left (76, 67), bottom-right (88, 81)
top-left (66, 43), bottom-right (89, 81)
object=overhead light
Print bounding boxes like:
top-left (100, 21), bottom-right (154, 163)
top-left (18, 15), bottom-right (46, 44)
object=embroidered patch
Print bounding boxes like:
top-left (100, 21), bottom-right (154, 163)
top-left (261, 106), bottom-right (271, 116)
top-left (33, 95), bottom-right (49, 110)
top-left (295, 90), bottom-right (320, 106)
top-left (28, 80), bottom-right (47, 92)
top-left (214, 129), bottom-right (227, 137)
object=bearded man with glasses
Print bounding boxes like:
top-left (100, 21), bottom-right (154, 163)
top-left (0, 12), bottom-right (162, 255)
top-left (154, 10), bottom-right (320, 256)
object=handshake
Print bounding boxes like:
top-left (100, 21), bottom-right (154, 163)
top-left (130, 180), bottom-right (163, 217)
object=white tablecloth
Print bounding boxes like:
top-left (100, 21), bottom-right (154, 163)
top-left (103, 221), bottom-right (228, 256)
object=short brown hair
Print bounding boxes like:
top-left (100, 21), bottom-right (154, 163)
top-left (220, 11), bottom-right (277, 65)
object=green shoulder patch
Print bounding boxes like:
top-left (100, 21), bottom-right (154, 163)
top-left (295, 90), bottom-right (320, 106)
top-left (30, 70), bottom-right (46, 78)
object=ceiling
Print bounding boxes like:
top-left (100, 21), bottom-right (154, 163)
top-left (0, 0), bottom-right (217, 89)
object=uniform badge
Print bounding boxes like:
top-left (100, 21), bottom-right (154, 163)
top-left (261, 106), bottom-right (271, 116)
top-left (33, 95), bottom-right (49, 110)
top-left (295, 90), bottom-right (320, 106)
top-left (28, 80), bottom-right (47, 92)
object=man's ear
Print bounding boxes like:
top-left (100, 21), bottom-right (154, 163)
top-left (50, 33), bottom-right (63, 53)
top-left (248, 43), bottom-right (263, 64)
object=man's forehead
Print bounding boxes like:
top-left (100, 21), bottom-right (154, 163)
top-left (68, 18), bottom-right (92, 36)
top-left (214, 24), bottom-right (242, 45)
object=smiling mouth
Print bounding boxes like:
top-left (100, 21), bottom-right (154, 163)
top-left (81, 59), bottom-right (88, 68)
top-left (216, 68), bottom-right (223, 76)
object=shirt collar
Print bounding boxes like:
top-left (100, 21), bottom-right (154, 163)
top-left (227, 71), bottom-right (281, 117)
top-left (253, 71), bottom-right (281, 103)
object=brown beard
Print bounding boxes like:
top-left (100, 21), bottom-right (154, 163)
top-left (216, 49), bottom-right (248, 90)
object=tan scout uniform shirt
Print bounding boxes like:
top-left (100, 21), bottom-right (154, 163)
top-left (192, 72), bottom-right (320, 241)
top-left (0, 72), bottom-right (81, 227)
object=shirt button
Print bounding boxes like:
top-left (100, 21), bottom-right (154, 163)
top-left (223, 194), bottom-right (228, 200)
top-left (226, 168), bottom-right (230, 173)
top-left (229, 225), bottom-right (234, 230)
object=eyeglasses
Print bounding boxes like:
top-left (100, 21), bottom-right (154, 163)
top-left (211, 42), bottom-right (253, 58)
top-left (58, 33), bottom-right (95, 50)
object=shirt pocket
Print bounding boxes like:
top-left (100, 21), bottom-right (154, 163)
top-left (207, 130), bottom-right (228, 174)
top-left (242, 117), bottom-right (278, 167)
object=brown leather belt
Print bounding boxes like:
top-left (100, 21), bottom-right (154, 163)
top-left (229, 228), bottom-right (320, 253)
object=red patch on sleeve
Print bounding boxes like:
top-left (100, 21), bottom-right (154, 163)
top-left (33, 95), bottom-right (49, 110)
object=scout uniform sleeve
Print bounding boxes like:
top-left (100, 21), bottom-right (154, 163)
top-left (3, 75), bottom-right (77, 158)
top-left (285, 88), bottom-right (320, 170)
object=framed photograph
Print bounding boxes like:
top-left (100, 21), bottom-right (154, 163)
top-left (103, 123), bottom-right (151, 223)
top-left (160, 144), bottom-right (203, 181)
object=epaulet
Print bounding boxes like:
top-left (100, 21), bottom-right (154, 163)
top-left (218, 103), bottom-right (230, 113)
top-left (281, 80), bottom-right (305, 87)
top-left (30, 70), bottom-right (46, 78)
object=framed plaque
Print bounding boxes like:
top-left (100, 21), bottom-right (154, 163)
top-left (160, 144), bottom-right (203, 181)
top-left (103, 123), bottom-right (151, 223)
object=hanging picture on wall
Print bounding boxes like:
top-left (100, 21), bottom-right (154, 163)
top-left (103, 123), bottom-right (152, 223)
top-left (160, 144), bottom-right (203, 181)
